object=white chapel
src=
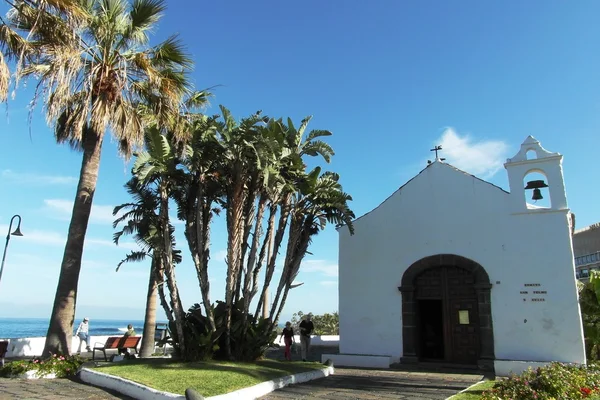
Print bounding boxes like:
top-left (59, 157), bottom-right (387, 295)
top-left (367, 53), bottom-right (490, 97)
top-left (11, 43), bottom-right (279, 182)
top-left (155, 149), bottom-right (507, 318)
top-left (324, 136), bottom-right (585, 376)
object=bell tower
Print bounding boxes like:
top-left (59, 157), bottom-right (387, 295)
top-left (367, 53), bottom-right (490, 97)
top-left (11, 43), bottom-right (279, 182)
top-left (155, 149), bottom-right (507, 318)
top-left (504, 136), bottom-right (568, 213)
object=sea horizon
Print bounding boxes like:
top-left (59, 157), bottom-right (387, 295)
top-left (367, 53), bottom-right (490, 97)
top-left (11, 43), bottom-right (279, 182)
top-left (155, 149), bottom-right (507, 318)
top-left (0, 317), bottom-right (286, 339)
top-left (0, 317), bottom-right (157, 339)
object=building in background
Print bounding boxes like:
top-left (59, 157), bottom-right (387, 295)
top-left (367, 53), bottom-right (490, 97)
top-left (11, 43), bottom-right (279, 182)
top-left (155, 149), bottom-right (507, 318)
top-left (573, 223), bottom-right (600, 280)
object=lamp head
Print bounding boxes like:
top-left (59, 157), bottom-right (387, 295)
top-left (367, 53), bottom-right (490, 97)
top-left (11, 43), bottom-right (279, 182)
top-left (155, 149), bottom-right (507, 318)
top-left (8, 215), bottom-right (23, 237)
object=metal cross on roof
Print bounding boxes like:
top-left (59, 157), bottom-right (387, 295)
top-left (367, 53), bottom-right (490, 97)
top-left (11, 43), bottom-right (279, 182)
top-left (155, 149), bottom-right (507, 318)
top-left (427, 145), bottom-right (446, 165)
top-left (430, 145), bottom-right (443, 159)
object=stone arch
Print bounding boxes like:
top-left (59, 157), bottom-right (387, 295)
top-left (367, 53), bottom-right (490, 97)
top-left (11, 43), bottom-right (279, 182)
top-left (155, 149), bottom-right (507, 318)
top-left (398, 254), bottom-right (495, 369)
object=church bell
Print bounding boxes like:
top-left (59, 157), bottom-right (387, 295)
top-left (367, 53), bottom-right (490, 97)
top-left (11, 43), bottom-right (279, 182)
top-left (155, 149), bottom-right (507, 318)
top-left (524, 180), bottom-right (548, 201)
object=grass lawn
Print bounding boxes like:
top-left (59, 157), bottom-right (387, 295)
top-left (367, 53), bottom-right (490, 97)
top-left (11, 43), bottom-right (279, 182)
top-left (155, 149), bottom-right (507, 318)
top-left (92, 358), bottom-right (326, 397)
top-left (450, 380), bottom-right (496, 399)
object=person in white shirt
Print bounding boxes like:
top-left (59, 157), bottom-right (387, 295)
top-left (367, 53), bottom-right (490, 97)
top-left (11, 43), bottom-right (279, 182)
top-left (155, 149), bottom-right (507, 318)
top-left (75, 317), bottom-right (92, 353)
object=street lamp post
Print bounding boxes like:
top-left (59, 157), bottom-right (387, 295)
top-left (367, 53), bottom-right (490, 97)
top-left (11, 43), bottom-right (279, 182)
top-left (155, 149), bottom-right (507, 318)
top-left (0, 215), bottom-right (23, 287)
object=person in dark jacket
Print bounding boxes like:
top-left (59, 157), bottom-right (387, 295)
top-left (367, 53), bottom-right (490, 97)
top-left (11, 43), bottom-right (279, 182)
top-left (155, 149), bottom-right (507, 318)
top-left (299, 314), bottom-right (314, 361)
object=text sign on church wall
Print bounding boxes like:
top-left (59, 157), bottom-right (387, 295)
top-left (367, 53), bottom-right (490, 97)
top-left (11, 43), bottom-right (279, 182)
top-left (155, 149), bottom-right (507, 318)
top-left (521, 283), bottom-right (547, 302)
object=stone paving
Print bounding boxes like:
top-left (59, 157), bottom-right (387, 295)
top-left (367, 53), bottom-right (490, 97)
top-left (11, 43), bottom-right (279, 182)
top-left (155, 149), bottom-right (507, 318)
top-left (0, 346), bottom-right (483, 400)
top-left (259, 367), bottom-right (481, 400)
top-left (0, 377), bottom-right (133, 400)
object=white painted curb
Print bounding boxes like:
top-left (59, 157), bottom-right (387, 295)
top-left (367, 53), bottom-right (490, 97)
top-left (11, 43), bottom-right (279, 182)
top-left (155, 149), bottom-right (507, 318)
top-left (445, 380), bottom-right (486, 400)
top-left (18, 370), bottom-right (57, 380)
top-left (80, 363), bottom-right (335, 400)
top-left (79, 368), bottom-right (184, 400)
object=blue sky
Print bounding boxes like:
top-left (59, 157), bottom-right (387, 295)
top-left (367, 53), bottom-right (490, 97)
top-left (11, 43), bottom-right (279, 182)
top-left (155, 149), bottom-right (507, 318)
top-left (0, 0), bottom-right (599, 323)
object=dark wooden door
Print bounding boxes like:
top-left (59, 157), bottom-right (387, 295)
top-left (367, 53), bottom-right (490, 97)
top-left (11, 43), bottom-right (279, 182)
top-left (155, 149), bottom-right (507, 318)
top-left (415, 266), bottom-right (480, 364)
top-left (448, 298), bottom-right (479, 363)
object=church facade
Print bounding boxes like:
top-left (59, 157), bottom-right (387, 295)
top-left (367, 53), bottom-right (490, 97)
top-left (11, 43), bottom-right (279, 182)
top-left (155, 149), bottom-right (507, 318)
top-left (325, 137), bottom-right (585, 376)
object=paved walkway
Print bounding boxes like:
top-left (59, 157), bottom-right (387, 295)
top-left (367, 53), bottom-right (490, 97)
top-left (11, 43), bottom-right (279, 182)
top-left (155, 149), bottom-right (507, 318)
top-left (0, 377), bottom-right (133, 400)
top-left (0, 346), bottom-right (482, 399)
top-left (259, 367), bottom-right (481, 400)
top-left (0, 369), bottom-right (481, 400)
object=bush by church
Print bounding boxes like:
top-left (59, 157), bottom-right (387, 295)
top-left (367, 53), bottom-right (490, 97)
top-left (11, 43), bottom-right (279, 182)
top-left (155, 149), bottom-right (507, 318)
top-left (481, 362), bottom-right (600, 400)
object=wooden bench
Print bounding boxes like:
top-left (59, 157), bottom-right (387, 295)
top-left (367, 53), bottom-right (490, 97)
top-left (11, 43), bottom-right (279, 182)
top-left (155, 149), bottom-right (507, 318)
top-left (0, 341), bottom-right (8, 367)
top-left (92, 336), bottom-right (141, 361)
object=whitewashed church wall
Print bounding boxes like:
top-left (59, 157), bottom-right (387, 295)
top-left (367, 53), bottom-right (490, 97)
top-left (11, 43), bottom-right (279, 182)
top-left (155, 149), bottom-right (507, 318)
top-left (338, 162), bottom-right (585, 365)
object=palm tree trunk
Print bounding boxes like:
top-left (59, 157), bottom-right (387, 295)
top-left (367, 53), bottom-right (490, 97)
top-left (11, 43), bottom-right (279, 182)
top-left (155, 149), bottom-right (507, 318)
top-left (43, 126), bottom-right (104, 357)
top-left (254, 194), bottom-right (291, 321)
top-left (157, 279), bottom-right (173, 324)
top-left (269, 216), bottom-right (302, 324)
top-left (235, 176), bottom-right (258, 303)
top-left (270, 219), bottom-right (311, 332)
top-left (139, 257), bottom-right (159, 358)
top-left (253, 205), bottom-right (276, 320)
top-left (238, 194), bottom-right (267, 355)
top-left (225, 171), bottom-right (246, 359)
top-left (159, 182), bottom-right (186, 355)
top-left (243, 193), bottom-right (266, 309)
top-left (194, 181), bottom-right (215, 332)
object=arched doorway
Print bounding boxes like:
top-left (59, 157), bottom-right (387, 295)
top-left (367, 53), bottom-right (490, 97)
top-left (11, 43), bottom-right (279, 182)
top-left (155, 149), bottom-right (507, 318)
top-left (398, 254), bottom-right (494, 369)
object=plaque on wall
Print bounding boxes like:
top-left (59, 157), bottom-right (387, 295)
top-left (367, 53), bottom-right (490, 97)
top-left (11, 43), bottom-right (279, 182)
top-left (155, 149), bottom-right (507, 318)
top-left (458, 310), bottom-right (470, 325)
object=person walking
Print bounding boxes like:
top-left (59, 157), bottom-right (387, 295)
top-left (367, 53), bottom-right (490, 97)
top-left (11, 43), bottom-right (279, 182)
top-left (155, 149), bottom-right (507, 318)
top-left (299, 314), bottom-right (314, 361)
top-left (279, 322), bottom-right (295, 361)
top-left (75, 317), bottom-right (92, 353)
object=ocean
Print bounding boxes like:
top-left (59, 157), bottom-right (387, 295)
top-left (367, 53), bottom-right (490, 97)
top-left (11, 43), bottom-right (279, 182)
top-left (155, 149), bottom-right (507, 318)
top-left (0, 318), bottom-right (150, 339)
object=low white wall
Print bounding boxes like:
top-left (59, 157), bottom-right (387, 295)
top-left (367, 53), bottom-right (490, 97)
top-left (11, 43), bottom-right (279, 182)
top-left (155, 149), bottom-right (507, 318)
top-left (4, 334), bottom-right (337, 358)
top-left (320, 353), bottom-right (390, 369)
top-left (275, 335), bottom-right (339, 347)
top-left (1, 335), bottom-right (150, 357)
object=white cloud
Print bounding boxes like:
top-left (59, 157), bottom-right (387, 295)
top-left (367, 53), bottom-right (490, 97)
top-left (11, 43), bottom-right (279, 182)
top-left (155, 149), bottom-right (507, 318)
top-left (435, 128), bottom-right (509, 179)
top-left (82, 259), bottom-right (113, 270)
top-left (0, 224), bottom-right (136, 250)
top-left (43, 199), bottom-right (118, 225)
top-left (301, 259), bottom-right (338, 277)
top-left (87, 238), bottom-right (139, 251)
top-left (1, 170), bottom-right (77, 186)
top-left (0, 225), bottom-right (65, 246)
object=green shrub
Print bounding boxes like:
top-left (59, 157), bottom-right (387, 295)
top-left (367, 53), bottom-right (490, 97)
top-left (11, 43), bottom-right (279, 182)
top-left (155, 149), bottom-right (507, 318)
top-left (578, 280), bottom-right (600, 361)
top-left (481, 362), bottom-right (600, 400)
top-left (0, 354), bottom-right (84, 378)
top-left (177, 301), bottom-right (276, 362)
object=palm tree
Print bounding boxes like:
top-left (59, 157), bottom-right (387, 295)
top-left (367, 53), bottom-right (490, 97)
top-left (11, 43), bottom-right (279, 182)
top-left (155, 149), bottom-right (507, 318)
top-left (0, 0), bottom-right (81, 101)
top-left (1, 0), bottom-right (193, 355)
top-left (133, 127), bottom-right (188, 354)
top-left (112, 178), bottom-right (181, 358)
top-left (0, 20), bottom-right (18, 102)
top-left (269, 169), bottom-right (355, 331)
top-left (253, 116), bottom-right (335, 320)
top-left (172, 113), bottom-right (223, 334)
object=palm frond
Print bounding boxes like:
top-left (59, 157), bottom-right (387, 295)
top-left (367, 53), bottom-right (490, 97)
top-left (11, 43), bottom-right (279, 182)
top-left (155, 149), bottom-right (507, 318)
top-left (0, 52), bottom-right (9, 102)
top-left (116, 250), bottom-right (148, 271)
top-left (125, 0), bottom-right (165, 44)
top-left (301, 140), bottom-right (335, 163)
top-left (151, 35), bottom-right (193, 70)
top-left (305, 129), bottom-right (332, 142)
